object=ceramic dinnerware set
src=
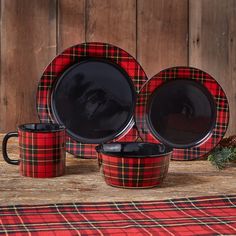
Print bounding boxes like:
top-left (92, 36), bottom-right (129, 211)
top-left (2, 42), bottom-right (229, 188)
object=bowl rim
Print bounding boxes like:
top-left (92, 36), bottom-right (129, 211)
top-left (96, 142), bottom-right (173, 158)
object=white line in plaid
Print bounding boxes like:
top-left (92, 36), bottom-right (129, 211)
top-left (73, 203), bottom-right (104, 236)
top-left (2, 215), bottom-right (236, 227)
top-left (187, 197), bottom-right (236, 232)
top-left (31, 134), bottom-right (35, 177)
top-left (136, 158), bottom-right (141, 187)
top-left (20, 158), bottom-right (64, 163)
top-left (121, 158), bottom-right (125, 187)
top-left (61, 53), bottom-right (132, 60)
top-left (169, 198), bottom-right (221, 234)
top-left (0, 196), bottom-right (235, 211)
top-left (101, 162), bottom-right (169, 169)
top-left (19, 146), bottom-right (65, 151)
top-left (226, 195), bottom-right (236, 207)
top-left (131, 201), bottom-right (176, 236)
top-left (54, 203), bottom-right (81, 235)
top-left (1, 220), bottom-right (235, 235)
top-left (113, 202), bottom-right (152, 235)
top-left (13, 205), bottom-right (31, 235)
top-left (103, 174), bottom-right (165, 181)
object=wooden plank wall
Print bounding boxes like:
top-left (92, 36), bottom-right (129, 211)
top-left (0, 0), bottom-right (235, 136)
top-left (189, 0), bottom-right (236, 136)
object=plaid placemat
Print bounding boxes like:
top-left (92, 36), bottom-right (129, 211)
top-left (0, 195), bottom-right (235, 235)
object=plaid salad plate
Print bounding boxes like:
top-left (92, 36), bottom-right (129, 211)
top-left (135, 67), bottom-right (229, 160)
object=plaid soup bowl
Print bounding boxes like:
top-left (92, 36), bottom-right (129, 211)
top-left (96, 142), bottom-right (172, 188)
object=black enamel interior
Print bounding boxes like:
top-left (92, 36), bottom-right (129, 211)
top-left (147, 80), bottom-right (217, 148)
top-left (96, 143), bottom-right (172, 157)
top-left (19, 123), bottom-right (64, 132)
top-left (51, 58), bottom-right (136, 143)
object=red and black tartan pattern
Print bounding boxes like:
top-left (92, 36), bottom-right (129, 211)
top-left (36, 42), bottom-right (148, 159)
top-left (135, 67), bottom-right (229, 160)
top-left (18, 129), bottom-right (66, 178)
top-left (97, 153), bottom-right (171, 188)
top-left (0, 195), bottom-right (235, 235)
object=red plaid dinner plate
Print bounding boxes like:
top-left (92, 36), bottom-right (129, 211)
top-left (37, 42), bottom-right (147, 158)
top-left (135, 67), bottom-right (229, 160)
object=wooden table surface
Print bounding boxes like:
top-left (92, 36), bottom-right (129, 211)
top-left (0, 134), bottom-right (235, 205)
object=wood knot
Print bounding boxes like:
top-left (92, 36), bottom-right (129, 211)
top-left (3, 97), bottom-right (8, 106)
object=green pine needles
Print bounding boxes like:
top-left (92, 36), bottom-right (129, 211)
top-left (208, 146), bottom-right (236, 170)
top-left (207, 135), bottom-right (236, 170)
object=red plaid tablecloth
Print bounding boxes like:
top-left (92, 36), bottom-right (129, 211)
top-left (0, 195), bottom-right (235, 235)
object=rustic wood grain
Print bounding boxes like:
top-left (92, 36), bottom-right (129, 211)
top-left (0, 0), bottom-right (236, 135)
top-left (189, 0), bottom-right (236, 136)
top-left (0, 0), bottom-right (57, 132)
top-left (86, 0), bottom-right (136, 56)
top-left (0, 133), bottom-right (235, 205)
top-left (0, 0), bottom-right (2, 128)
top-left (137, 0), bottom-right (188, 78)
top-left (57, 0), bottom-right (85, 52)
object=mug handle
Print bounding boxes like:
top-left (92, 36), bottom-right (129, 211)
top-left (2, 132), bottom-right (19, 165)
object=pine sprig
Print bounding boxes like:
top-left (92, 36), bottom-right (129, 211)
top-left (207, 135), bottom-right (236, 170)
top-left (208, 146), bottom-right (236, 170)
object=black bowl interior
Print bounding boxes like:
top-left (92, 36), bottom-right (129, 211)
top-left (147, 79), bottom-right (217, 148)
top-left (96, 143), bottom-right (172, 157)
top-left (19, 123), bottom-right (64, 132)
top-left (51, 58), bottom-right (136, 144)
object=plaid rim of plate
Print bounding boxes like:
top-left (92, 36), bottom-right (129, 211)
top-left (135, 66), bottom-right (229, 161)
top-left (36, 42), bottom-right (148, 159)
top-left (0, 195), bottom-right (235, 235)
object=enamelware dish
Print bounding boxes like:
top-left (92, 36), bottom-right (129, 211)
top-left (36, 42), bottom-right (148, 159)
top-left (2, 123), bottom-right (66, 178)
top-left (96, 142), bottom-right (172, 188)
top-left (135, 67), bottom-right (229, 160)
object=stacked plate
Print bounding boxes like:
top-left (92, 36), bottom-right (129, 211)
top-left (36, 42), bottom-right (229, 161)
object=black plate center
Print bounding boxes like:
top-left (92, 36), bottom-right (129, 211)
top-left (147, 80), bottom-right (216, 148)
top-left (52, 59), bottom-right (136, 143)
